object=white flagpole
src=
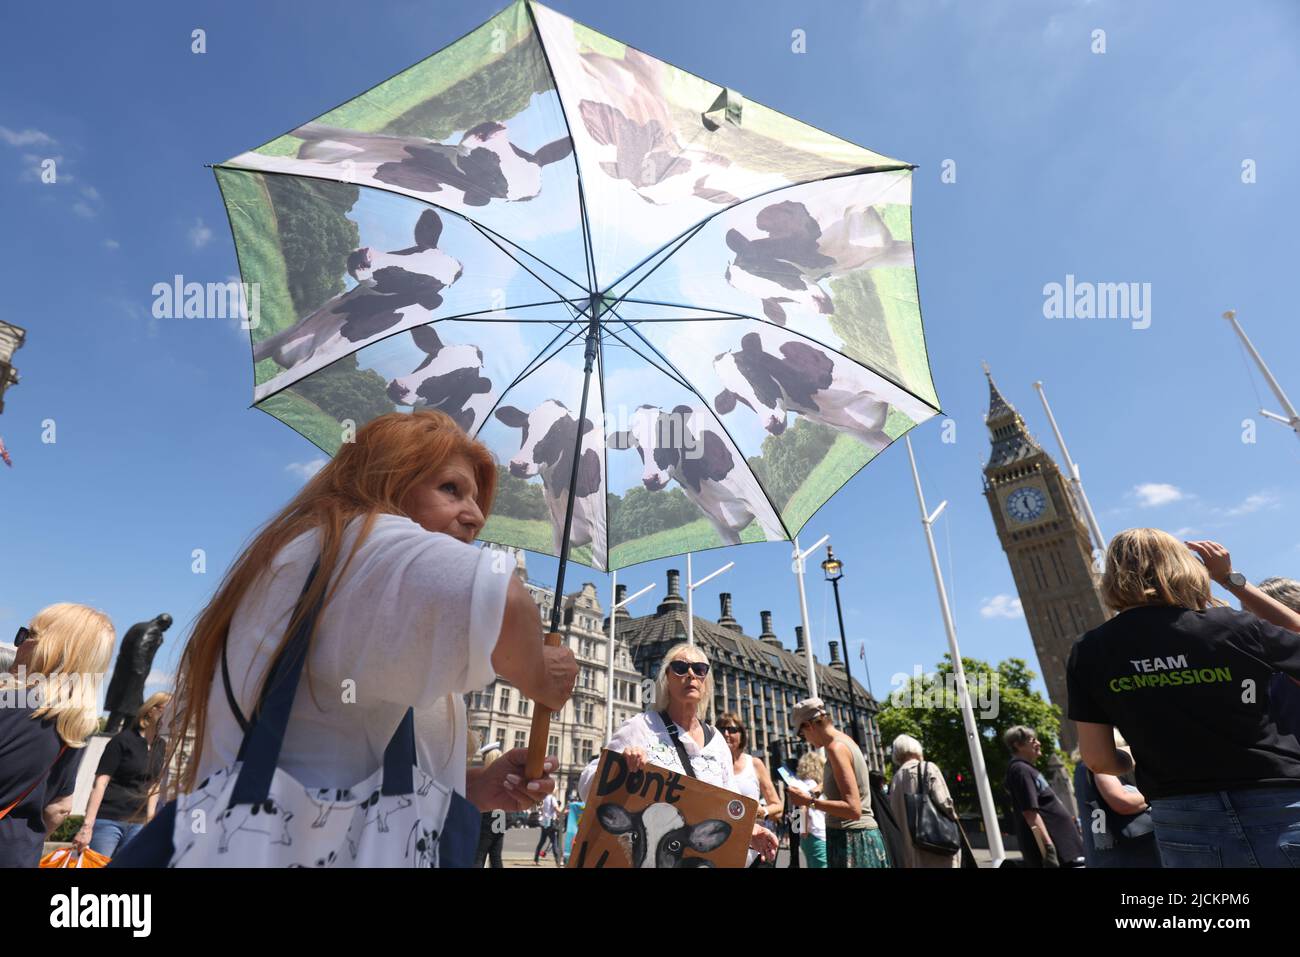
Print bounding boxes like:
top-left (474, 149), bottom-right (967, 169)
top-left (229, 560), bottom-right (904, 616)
top-left (686, 553), bottom-right (734, 647)
top-left (605, 573), bottom-right (655, 739)
top-left (905, 435), bottom-right (1006, 866)
top-left (1033, 381), bottom-right (1106, 556)
top-left (793, 534), bottom-right (829, 699)
top-left (1224, 310), bottom-right (1300, 440)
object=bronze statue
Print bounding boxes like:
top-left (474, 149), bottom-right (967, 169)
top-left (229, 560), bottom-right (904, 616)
top-left (103, 613), bottom-right (171, 734)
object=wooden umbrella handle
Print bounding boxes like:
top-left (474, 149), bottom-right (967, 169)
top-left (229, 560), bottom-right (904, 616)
top-left (524, 631), bottom-right (564, 779)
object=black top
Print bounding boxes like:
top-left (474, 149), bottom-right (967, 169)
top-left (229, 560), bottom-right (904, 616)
top-left (1067, 604), bottom-right (1300, 800)
top-left (1004, 757), bottom-right (1085, 865)
top-left (0, 704), bottom-right (85, 868)
top-left (94, 726), bottom-right (167, 822)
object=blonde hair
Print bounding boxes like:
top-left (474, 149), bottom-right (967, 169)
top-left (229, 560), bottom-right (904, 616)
top-left (796, 749), bottom-right (825, 782)
top-left (1101, 528), bottom-right (1219, 613)
top-left (0, 603), bottom-right (114, 747)
top-left (137, 691), bottom-right (172, 732)
top-left (166, 409), bottom-right (498, 796)
top-left (653, 642), bottom-right (714, 720)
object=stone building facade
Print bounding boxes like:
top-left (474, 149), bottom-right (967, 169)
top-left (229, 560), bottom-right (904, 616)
top-left (466, 547), bottom-right (644, 799)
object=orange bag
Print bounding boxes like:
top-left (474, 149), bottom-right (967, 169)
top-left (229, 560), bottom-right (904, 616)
top-left (39, 846), bottom-right (110, 869)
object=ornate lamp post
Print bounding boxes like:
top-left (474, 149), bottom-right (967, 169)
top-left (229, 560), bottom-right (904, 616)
top-left (821, 545), bottom-right (868, 749)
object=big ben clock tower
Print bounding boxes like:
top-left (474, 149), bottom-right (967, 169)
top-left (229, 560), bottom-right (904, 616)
top-left (982, 368), bottom-right (1110, 750)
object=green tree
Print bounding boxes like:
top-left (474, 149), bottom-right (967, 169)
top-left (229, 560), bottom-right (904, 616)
top-left (609, 485), bottom-right (698, 541)
top-left (264, 177), bottom-right (361, 316)
top-left (746, 418), bottom-right (837, 511)
top-left (289, 355), bottom-right (395, 424)
top-left (492, 465), bottom-right (549, 521)
top-left (875, 655), bottom-right (1064, 816)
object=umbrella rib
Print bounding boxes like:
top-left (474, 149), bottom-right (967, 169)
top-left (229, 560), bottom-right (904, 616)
top-left (474, 320), bottom-right (586, 438)
top-left (524, 0), bottom-right (598, 295)
top-left (599, 324), bottom-right (693, 393)
top-left (600, 163), bottom-right (915, 297)
top-left (614, 297), bottom-right (942, 416)
top-left (465, 219), bottom-right (586, 308)
top-left (464, 218), bottom-right (590, 298)
top-left (249, 299), bottom-right (573, 408)
top-left (611, 308), bottom-right (794, 542)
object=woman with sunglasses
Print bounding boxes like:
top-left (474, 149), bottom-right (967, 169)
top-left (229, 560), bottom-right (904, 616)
top-left (577, 642), bottom-right (779, 864)
top-left (716, 712), bottom-right (782, 867)
top-left (785, 697), bottom-right (889, 868)
top-left (73, 691), bottom-right (171, 859)
top-left (1, 605), bottom-right (115, 867)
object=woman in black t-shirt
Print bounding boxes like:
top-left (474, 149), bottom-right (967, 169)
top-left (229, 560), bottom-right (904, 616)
top-left (1068, 528), bottom-right (1300, 868)
top-left (0, 604), bottom-right (115, 868)
top-left (74, 691), bottom-right (170, 857)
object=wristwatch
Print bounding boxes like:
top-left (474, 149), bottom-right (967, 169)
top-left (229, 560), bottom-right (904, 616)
top-left (1223, 571), bottom-right (1247, 588)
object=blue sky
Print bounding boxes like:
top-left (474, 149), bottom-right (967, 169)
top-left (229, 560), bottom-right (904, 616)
top-left (2, 0), bottom-right (1298, 718)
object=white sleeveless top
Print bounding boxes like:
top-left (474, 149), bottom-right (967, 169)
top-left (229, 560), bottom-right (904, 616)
top-left (734, 752), bottom-right (762, 805)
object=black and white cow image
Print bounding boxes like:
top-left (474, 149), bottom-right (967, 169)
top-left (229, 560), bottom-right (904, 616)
top-left (608, 404), bottom-right (781, 545)
top-left (216, 800), bottom-right (295, 854)
top-left (724, 199), bottom-right (913, 325)
top-left (386, 326), bottom-right (493, 434)
top-left (239, 121), bottom-right (573, 208)
top-left (494, 399), bottom-right (607, 569)
top-left (577, 48), bottom-right (741, 207)
top-left (252, 209), bottom-right (462, 371)
top-left (304, 786), bottom-right (365, 829)
top-left (596, 802), bottom-right (731, 868)
top-left (405, 821), bottom-right (439, 868)
top-left (288, 851), bottom-right (338, 868)
top-left (713, 329), bottom-right (922, 452)
top-left (344, 790), bottom-right (414, 860)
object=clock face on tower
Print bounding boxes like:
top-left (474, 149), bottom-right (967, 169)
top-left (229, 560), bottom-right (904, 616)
top-left (1006, 486), bottom-right (1048, 523)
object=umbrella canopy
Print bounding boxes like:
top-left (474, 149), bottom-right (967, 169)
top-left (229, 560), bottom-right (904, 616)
top-left (216, 0), bottom-right (941, 573)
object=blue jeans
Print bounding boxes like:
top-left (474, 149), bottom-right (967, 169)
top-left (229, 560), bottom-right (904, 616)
top-left (89, 819), bottom-right (145, 858)
top-left (1150, 786), bottom-right (1300, 867)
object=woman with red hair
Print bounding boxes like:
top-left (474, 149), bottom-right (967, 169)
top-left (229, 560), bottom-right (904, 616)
top-left (155, 410), bottom-right (576, 865)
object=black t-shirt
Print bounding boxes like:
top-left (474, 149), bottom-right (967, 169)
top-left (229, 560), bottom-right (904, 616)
top-left (0, 704), bottom-right (85, 868)
top-left (1004, 757), bottom-right (1084, 865)
top-left (1067, 604), bottom-right (1300, 800)
top-left (94, 726), bottom-right (166, 822)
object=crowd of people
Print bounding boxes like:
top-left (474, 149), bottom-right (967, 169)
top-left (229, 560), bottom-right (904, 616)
top-left (3, 409), bottom-right (1300, 869)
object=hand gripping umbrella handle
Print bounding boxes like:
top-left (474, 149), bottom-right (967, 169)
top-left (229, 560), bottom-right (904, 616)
top-left (524, 631), bottom-right (564, 779)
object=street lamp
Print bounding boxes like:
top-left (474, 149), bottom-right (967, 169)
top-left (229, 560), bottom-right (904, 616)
top-left (821, 545), bottom-right (868, 751)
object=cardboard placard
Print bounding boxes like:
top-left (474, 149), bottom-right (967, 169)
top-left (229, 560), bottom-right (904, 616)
top-left (568, 749), bottom-right (757, 868)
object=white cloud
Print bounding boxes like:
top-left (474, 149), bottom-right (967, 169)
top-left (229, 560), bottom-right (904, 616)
top-left (980, 594), bottom-right (1024, 619)
top-left (286, 457), bottom-right (328, 480)
top-left (103, 239), bottom-right (120, 250)
top-left (144, 668), bottom-right (173, 689)
top-left (0, 126), bottom-right (55, 147)
top-left (189, 217), bottom-right (213, 249)
top-left (1133, 482), bottom-right (1184, 507)
top-left (71, 201), bottom-right (95, 218)
top-left (1222, 492), bottom-right (1280, 518)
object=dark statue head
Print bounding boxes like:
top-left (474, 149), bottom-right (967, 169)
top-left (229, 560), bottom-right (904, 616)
top-left (154, 613), bottom-right (173, 631)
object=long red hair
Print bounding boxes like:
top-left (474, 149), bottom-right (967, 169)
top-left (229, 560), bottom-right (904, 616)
top-left (164, 410), bottom-right (497, 795)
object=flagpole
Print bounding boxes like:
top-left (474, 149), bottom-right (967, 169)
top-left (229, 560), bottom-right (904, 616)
top-left (793, 534), bottom-right (829, 699)
top-left (1033, 381), bottom-right (1106, 555)
top-left (1224, 310), bottom-right (1300, 440)
top-left (686, 554), bottom-right (734, 647)
top-left (905, 435), bottom-right (1006, 865)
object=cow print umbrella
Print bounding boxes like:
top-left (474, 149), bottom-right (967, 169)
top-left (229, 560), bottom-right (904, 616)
top-left (216, 0), bottom-right (941, 593)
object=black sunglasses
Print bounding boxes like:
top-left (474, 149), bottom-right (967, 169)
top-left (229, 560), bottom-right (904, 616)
top-left (14, 626), bottom-right (32, 647)
top-left (668, 660), bottom-right (709, 678)
top-left (718, 725), bottom-right (742, 734)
